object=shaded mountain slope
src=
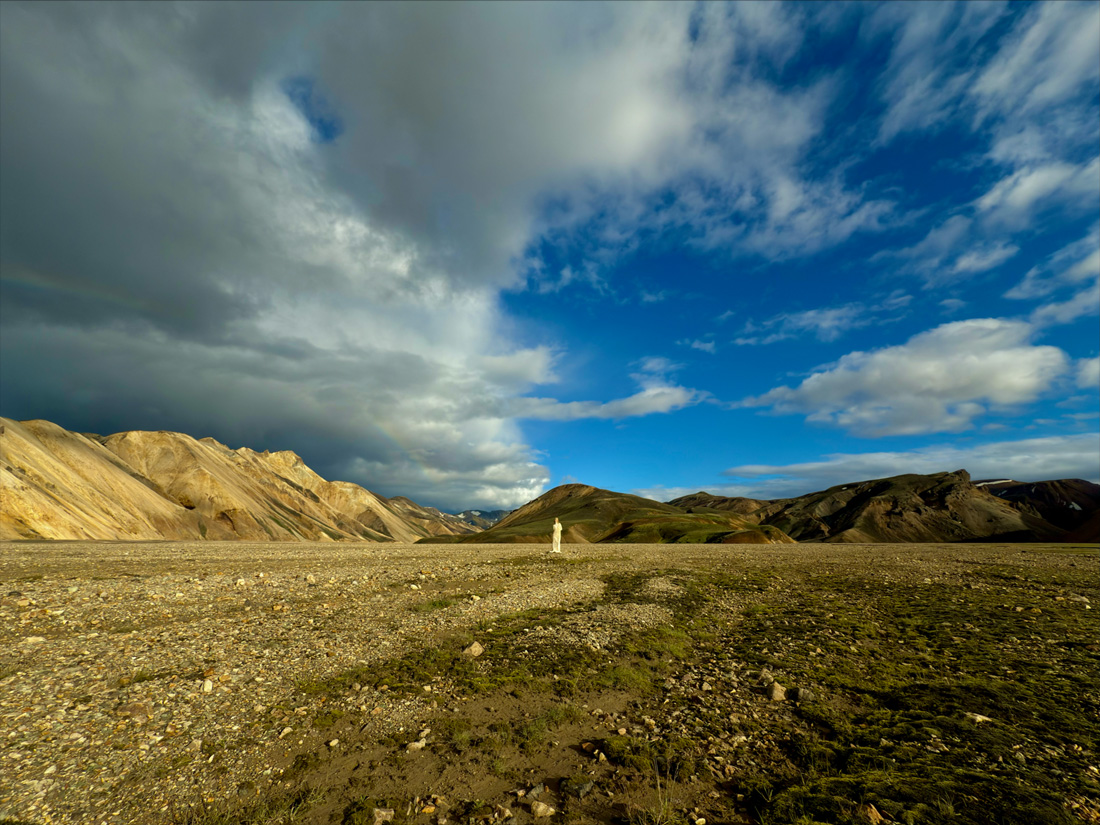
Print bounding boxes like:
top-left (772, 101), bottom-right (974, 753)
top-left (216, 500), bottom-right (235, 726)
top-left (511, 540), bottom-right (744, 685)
top-left (455, 509), bottom-right (512, 529)
top-left (430, 483), bottom-right (794, 544)
top-left (977, 478), bottom-right (1100, 535)
top-left (673, 470), bottom-right (1083, 543)
top-left (0, 417), bottom-right (477, 542)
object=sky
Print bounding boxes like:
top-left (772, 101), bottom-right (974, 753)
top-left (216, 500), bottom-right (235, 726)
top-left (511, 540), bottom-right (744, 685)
top-left (1, 1), bottom-right (1098, 512)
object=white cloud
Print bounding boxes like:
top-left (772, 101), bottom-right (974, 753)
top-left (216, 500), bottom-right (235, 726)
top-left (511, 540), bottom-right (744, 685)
top-left (1004, 225), bottom-right (1100, 328)
top-left (636, 433), bottom-right (1100, 501)
top-left (975, 159), bottom-right (1100, 228)
top-left (952, 242), bottom-right (1019, 274)
top-left (735, 293), bottom-right (911, 346)
top-left (971, 1), bottom-right (1100, 120)
top-left (635, 356), bottom-right (684, 376)
top-left (1078, 357), bottom-right (1100, 390)
top-left (869, 1), bottom-right (1007, 143)
top-left (680, 339), bottom-right (716, 354)
top-left (885, 215), bottom-right (1022, 286)
top-left (741, 319), bottom-right (1070, 436)
top-left (510, 382), bottom-right (702, 422)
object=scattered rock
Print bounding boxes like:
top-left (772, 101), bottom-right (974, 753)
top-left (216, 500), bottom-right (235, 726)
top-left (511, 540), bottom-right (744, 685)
top-left (966, 713), bottom-right (994, 724)
top-left (561, 777), bottom-right (595, 799)
top-left (463, 641), bottom-right (485, 658)
top-left (115, 701), bottom-right (153, 719)
top-left (373, 807), bottom-right (396, 825)
top-left (858, 803), bottom-right (886, 824)
top-left (530, 801), bottom-right (556, 818)
top-left (406, 738), bottom-right (427, 752)
top-left (766, 682), bottom-right (786, 702)
top-left (22, 636), bottom-right (47, 645)
top-left (202, 679), bottom-right (214, 693)
top-left (787, 687), bottom-right (814, 703)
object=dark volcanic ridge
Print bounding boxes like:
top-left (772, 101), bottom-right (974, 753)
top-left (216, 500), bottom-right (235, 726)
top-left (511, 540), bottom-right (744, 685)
top-left (670, 470), bottom-right (1100, 544)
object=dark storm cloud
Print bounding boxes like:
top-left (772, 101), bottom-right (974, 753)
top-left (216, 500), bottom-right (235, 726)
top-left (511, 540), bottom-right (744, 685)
top-left (0, 1), bottom-right (909, 509)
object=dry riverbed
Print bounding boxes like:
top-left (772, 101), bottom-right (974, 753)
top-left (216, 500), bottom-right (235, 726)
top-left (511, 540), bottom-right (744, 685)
top-left (0, 541), bottom-right (1097, 825)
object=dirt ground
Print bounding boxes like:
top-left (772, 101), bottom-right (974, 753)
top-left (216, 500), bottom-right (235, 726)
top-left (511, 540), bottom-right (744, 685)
top-left (1, 541), bottom-right (1097, 825)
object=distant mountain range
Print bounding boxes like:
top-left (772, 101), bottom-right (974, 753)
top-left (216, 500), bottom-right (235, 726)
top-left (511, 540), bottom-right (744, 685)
top-left (670, 470), bottom-right (1100, 544)
top-left (454, 509), bottom-right (513, 529)
top-left (2, 417), bottom-right (1096, 543)
top-left (0, 418), bottom-right (476, 542)
top-left (422, 483), bottom-right (795, 545)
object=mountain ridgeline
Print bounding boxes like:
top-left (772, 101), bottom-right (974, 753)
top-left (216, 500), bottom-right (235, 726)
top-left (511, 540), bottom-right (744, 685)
top-left (0, 418), bottom-right (476, 542)
top-left (422, 483), bottom-right (796, 545)
top-left (2, 417), bottom-right (1096, 544)
top-left (670, 470), bottom-right (1100, 544)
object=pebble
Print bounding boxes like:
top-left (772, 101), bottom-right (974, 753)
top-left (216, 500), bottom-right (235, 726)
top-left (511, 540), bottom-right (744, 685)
top-left (530, 801), bottom-right (556, 818)
top-left (463, 641), bottom-right (485, 658)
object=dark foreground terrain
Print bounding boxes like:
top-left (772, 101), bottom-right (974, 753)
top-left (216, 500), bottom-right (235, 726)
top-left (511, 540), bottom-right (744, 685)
top-left (0, 542), bottom-right (1097, 825)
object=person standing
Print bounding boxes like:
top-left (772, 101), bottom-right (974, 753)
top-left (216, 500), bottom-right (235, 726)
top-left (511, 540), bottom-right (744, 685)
top-left (551, 517), bottom-right (562, 553)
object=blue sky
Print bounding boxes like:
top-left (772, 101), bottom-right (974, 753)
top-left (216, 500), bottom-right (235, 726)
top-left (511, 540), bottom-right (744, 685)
top-left (1, 1), bottom-right (1097, 511)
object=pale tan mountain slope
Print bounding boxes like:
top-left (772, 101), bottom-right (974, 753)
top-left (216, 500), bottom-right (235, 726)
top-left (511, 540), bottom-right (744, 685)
top-left (0, 419), bottom-right (198, 541)
top-left (0, 417), bottom-right (477, 542)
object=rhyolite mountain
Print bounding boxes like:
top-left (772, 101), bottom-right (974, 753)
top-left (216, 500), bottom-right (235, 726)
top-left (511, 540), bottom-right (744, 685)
top-left (670, 470), bottom-right (1100, 543)
top-left (0, 417), bottom-right (477, 542)
top-left (423, 483), bottom-right (796, 545)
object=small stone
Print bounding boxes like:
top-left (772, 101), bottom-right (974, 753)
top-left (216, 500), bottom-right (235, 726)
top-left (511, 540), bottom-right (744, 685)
top-left (495, 805), bottom-right (513, 820)
top-left (966, 713), bottom-right (994, 724)
top-left (22, 636), bottom-right (46, 645)
top-left (306, 574), bottom-right (317, 584)
top-left (788, 687), bottom-right (814, 703)
top-left (407, 738), bottom-right (427, 752)
top-left (279, 727), bottom-right (293, 739)
top-left (373, 808), bottom-right (395, 825)
top-left (421, 806), bottom-right (436, 815)
top-left (202, 679), bottom-right (214, 693)
top-left (115, 701), bottom-right (153, 719)
top-left (1014, 752), bottom-right (1026, 763)
top-left (328, 739), bottom-right (339, 747)
top-left (470, 594), bottom-right (481, 601)
top-left (757, 668), bottom-right (774, 686)
top-left (617, 727), bottom-right (627, 736)
top-left (562, 778), bottom-right (594, 799)
top-left (767, 682), bottom-right (786, 702)
top-left (530, 801), bottom-right (555, 818)
top-left (463, 641), bottom-right (485, 658)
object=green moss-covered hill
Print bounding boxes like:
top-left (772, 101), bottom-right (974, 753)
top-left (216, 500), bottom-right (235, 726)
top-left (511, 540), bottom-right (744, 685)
top-left (419, 483), bottom-right (795, 545)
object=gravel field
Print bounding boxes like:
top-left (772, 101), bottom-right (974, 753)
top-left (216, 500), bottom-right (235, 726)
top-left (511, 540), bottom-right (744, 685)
top-left (0, 541), bottom-right (1096, 825)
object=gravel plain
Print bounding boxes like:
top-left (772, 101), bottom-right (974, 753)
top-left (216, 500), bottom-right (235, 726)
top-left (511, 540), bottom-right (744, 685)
top-left (0, 540), bottom-right (1095, 825)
